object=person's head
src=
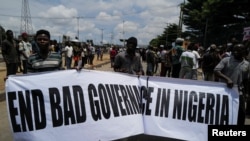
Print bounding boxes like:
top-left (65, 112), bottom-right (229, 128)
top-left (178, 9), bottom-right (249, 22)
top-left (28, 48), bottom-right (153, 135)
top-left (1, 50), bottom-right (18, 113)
top-left (21, 32), bottom-right (28, 41)
top-left (148, 45), bottom-right (153, 50)
top-left (232, 44), bottom-right (247, 60)
top-left (187, 42), bottom-right (194, 50)
top-left (35, 29), bottom-right (50, 52)
top-left (6, 30), bottom-right (14, 40)
top-left (175, 38), bottom-right (184, 46)
top-left (209, 44), bottom-right (217, 52)
top-left (126, 37), bottom-right (137, 55)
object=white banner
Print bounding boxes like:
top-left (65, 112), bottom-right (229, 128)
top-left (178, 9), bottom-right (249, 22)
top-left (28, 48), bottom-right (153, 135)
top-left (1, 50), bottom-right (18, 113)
top-left (5, 69), bottom-right (239, 141)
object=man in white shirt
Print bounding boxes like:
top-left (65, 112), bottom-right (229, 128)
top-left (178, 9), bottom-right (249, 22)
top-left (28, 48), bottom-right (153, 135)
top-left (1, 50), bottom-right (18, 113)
top-left (179, 43), bottom-right (195, 79)
top-left (192, 44), bottom-right (201, 80)
top-left (19, 32), bottom-right (32, 74)
top-left (64, 41), bottom-right (74, 69)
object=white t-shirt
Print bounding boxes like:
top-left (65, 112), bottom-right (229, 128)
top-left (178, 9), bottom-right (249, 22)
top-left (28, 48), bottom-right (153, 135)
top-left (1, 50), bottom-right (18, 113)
top-left (65, 46), bottom-right (73, 58)
top-left (19, 41), bottom-right (32, 60)
top-left (179, 50), bottom-right (195, 68)
top-left (192, 50), bottom-right (201, 69)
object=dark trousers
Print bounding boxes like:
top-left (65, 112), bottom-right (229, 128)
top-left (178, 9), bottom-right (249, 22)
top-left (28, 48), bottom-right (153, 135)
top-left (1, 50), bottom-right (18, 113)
top-left (89, 54), bottom-right (94, 65)
top-left (22, 60), bottom-right (28, 74)
top-left (6, 62), bottom-right (17, 77)
top-left (171, 63), bottom-right (181, 78)
top-left (238, 95), bottom-right (246, 125)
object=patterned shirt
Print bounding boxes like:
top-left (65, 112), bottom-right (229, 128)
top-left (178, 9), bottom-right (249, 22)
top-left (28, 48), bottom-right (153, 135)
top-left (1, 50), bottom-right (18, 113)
top-left (27, 52), bottom-right (62, 73)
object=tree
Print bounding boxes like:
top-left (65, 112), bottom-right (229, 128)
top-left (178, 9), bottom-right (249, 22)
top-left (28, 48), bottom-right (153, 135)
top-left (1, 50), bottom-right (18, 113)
top-left (0, 25), bottom-right (6, 45)
top-left (149, 24), bottom-right (179, 47)
top-left (182, 0), bottom-right (250, 47)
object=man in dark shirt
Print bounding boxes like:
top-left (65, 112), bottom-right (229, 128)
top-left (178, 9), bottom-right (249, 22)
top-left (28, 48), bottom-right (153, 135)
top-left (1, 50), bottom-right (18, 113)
top-left (214, 44), bottom-right (250, 125)
top-left (113, 37), bottom-right (144, 75)
top-left (1, 30), bottom-right (19, 80)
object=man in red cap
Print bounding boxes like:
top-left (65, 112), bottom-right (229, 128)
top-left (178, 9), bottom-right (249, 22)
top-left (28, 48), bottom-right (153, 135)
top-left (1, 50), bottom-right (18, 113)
top-left (19, 32), bottom-right (32, 74)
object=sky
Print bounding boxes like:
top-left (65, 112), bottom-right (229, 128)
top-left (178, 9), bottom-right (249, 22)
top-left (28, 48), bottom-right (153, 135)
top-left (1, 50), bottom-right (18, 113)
top-left (0, 0), bottom-right (184, 46)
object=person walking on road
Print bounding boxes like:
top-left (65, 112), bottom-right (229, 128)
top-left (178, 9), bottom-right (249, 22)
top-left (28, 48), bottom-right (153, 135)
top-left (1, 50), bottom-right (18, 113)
top-left (64, 41), bottom-right (73, 69)
top-left (1, 30), bottom-right (19, 80)
top-left (171, 38), bottom-right (184, 78)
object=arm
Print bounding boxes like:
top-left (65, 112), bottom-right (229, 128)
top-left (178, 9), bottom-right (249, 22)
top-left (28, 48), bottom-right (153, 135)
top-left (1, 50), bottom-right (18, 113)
top-left (214, 70), bottom-right (233, 88)
top-left (1, 41), bottom-right (9, 63)
top-left (214, 58), bottom-right (233, 88)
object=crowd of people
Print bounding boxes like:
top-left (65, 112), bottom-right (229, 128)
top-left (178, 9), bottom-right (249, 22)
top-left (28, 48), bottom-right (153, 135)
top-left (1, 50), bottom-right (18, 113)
top-left (136, 37), bottom-right (250, 125)
top-left (0, 29), bottom-right (110, 77)
top-left (1, 29), bottom-right (250, 126)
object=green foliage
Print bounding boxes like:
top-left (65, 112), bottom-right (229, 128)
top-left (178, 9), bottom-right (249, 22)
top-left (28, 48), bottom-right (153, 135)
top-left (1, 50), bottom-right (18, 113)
top-left (0, 25), bottom-right (6, 44)
top-left (182, 0), bottom-right (250, 47)
top-left (149, 24), bottom-right (179, 47)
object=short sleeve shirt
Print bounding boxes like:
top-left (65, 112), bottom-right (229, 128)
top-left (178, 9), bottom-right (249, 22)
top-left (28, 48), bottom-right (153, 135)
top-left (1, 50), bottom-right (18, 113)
top-left (214, 57), bottom-right (250, 85)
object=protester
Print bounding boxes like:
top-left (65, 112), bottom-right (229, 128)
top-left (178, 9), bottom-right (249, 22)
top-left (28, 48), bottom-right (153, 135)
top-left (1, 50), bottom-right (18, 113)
top-left (113, 36), bottom-right (144, 75)
top-left (160, 45), bottom-right (172, 77)
top-left (16, 39), bottom-right (23, 73)
top-left (159, 45), bottom-right (167, 76)
top-left (72, 41), bottom-right (81, 68)
top-left (154, 47), bottom-right (161, 74)
top-left (18, 32), bottom-right (32, 74)
top-left (146, 45), bottom-right (156, 76)
top-left (171, 38), bottom-right (184, 78)
top-left (96, 47), bottom-right (103, 61)
top-left (1, 30), bottom-right (19, 80)
top-left (88, 43), bottom-right (95, 67)
top-left (110, 46), bottom-right (117, 68)
top-left (165, 45), bottom-right (172, 77)
top-left (191, 43), bottom-right (201, 80)
top-left (214, 43), bottom-right (250, 125)
top-left (179, 43), bottom-right (195, 79)
top-left (64, 41), bottom-right (74, 69)
top-left (201, 44), bottom-right (221, 81)
top-left (80, 45), bottom-right (88, 69)
top-left (27, 29), bottom-right (62, 72)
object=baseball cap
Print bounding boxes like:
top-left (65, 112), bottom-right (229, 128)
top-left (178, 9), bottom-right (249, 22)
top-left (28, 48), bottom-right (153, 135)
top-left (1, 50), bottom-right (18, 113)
top-left (21, 32), bottom-right (28, 37)
top-left (126, 37), bottom-right (137, 47)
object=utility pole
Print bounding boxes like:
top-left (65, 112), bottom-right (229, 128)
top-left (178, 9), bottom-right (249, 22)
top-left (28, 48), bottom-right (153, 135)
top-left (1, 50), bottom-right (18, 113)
top-left (178, 0), bottom-right (185, 37)
top-left (110, 31), bottom-right (114, 46)
top-left (20, 0), bottom-right (33, 35)
top-left (75, 16), bottom-right (84, 40)
top-left (77, 17), bottom-right (80, 39)
top-left (101, 28), bottom-right (104, 46)
top-left (123, 20), bottom-right (125, 47)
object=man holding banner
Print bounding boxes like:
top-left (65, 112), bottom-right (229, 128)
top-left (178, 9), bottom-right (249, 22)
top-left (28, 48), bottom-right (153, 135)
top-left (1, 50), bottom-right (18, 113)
top-left (27, 29), bottom-right (62, 72)
top-left (214, 43), bottom-right (250, 125)
top-left (113, 37), bottom-right (144, 75)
